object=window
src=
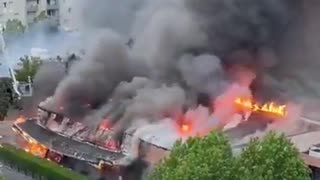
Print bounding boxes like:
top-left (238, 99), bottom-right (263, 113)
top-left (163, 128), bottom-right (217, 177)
top-left (36, 0), bottom-right (39, 4)
top-left (47, 9), bottom-right (57, 16)
top-left (47, 0), bottom-right (56, 5)
top-left (68, 7), bottom-right (71, 13)
top-left (3, 2), bottom-right (6, 8)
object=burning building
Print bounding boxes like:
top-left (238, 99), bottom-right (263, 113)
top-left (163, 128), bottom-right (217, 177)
top-left (12, 93), bottom-right (289, 171)
top-left (11, 0), bottom-right (309, 178)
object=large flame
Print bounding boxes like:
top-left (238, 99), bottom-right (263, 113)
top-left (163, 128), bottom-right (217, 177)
top-left (234, 97), bottom-right (287, 117)
top-left (24, 139), bottom-right (48, 158)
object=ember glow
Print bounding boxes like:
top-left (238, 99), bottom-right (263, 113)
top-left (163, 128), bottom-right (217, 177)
top-left (15, 116), bottom-right (26, 124)
top-left (179, 123), bottom-right (192, 134)
top-left (181, 124), bottom-right (190, 132)
top-left (24, 140), bottom-right (47, 158)
top-left (99, 120), bottom-right (110, 130)
top-left (235, 97), bottom-right (287, 117)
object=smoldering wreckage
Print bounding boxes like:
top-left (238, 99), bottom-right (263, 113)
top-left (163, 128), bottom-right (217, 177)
top-left (11, 0), bottom-right (312, 178)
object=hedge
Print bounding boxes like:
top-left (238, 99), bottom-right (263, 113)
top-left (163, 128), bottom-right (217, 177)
top-left (0, 144), bottom-right (87, 180)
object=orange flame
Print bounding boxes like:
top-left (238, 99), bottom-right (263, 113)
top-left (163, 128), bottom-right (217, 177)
top-left (24, 139), bottom-right (47, 158)
top-left (15, 116), bottom-right (26, 124)
top-left (179, 123), bottom-right (192, 134)
top-left (181, 124), bottom-right (190, 132)
top-left (235, 97), bottom-right (287, 117)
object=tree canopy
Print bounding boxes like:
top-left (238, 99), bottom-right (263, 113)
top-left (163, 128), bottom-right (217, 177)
top-left (5, 19), bottom-right (25, 33)
top-left (149, 132), bottom-right (235, 180)
top-left (149, 131), bottom-right (311, 180)
top-left (0, 78), bottom-right (13, 121)
top-left (236, 132), bottom-right (310, 180)
top-left (15, 56), bottom-right (42, 82)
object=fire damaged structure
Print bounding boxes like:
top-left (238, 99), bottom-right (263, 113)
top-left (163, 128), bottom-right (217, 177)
top-left (12, 104), bottom-right (173, 172)
top-left (11, 94), bottom-right (289, 171)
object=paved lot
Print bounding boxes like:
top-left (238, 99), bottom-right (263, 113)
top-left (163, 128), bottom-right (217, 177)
top-left (0, 121), bottom-right (18, 146)
top-left (0, 120), bottom-right (34, 180)
top-left (0, 163), bottom-right (33, 180)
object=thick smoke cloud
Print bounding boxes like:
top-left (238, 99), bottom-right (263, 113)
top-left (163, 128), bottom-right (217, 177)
top-left (50, 30), bottom-right (134, 119)
top-left (178, 54), bottom-right (228, 97)
top-left (47, 0), bottom-right (299, 128)
top-left (132, 3), bottom-right (207, 80)
top-left (185, 0), bottom-right (292, 57)
top-left (83, 77), bottom-right (155, 127)
top-left (22, 61), bottom-right (66, 116)
top-left (74, 0), bottom-right (147, 37)
top-left (113, 84), bottom-right (186, 132)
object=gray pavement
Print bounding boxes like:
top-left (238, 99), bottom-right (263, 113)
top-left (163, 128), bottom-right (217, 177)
top-left (0, 119), bottom-right (34, 180)
top-left (0, 163), bottom-right (34, 180)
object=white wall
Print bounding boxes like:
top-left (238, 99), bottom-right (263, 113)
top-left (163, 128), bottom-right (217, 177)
top-left (0, 0), bottom-right (27, 26)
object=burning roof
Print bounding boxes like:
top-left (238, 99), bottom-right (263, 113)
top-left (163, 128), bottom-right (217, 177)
top-left (13, 119), bottom-right (126, 165)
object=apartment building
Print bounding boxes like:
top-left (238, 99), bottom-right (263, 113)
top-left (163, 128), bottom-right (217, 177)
top-left (0, 0), bottom-right (60, 29)
top-left (59, 0), bottom-right (80, 31)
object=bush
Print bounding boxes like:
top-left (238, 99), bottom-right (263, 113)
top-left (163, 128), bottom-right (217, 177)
top-left (0, 144), bottom-right (87, 180)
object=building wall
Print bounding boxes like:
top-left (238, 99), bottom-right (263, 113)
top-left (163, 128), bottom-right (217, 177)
top-left (0, 0), bottom-right (61, 28)
top-left (0, 0), bottom-right (27, 26)
top-left (59, 0), bottom-right (82, 31)
top-left (40, 0), bottom-right (59, 26)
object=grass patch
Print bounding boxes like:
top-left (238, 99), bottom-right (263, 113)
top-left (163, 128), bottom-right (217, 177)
top-left (0, 144), bottom-right (87, 180)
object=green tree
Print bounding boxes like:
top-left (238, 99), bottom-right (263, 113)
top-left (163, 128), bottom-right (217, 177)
top-left (149, 132), bottom-right (235, 180)
top-left (0, 78), bottom-right (13, 121)
top-left (15, 56), bottom-right (42, 82)
top-left (5, 19), bottom-right (25, 33)
top-left (236, 131), bottom-right (310, 180)
top-left (149, 131), bottom-right (310, 180)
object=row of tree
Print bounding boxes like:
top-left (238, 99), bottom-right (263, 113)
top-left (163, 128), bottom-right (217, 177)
top-left (149, 131), bottom-right (311, 180)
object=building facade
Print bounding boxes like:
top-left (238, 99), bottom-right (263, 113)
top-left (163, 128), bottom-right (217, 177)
top-left (0, 0), bottom-right (60, 28)
top-left (58, 0), bottom-right (76, 31)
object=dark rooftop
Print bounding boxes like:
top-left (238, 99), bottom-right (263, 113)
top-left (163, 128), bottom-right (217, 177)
top-left (14, 119), bottom-right (126, 164)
